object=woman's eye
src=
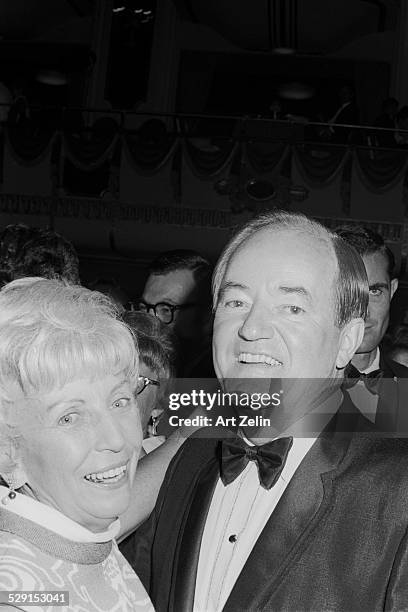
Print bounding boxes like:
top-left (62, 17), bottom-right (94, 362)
top-left (58, 413), bottom-right (78, 426)
top-left (112, 397), bottom-right (130, 409)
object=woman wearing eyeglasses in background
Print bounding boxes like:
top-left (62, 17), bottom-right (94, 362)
top-left (122, 311), bottom-right (179, 454)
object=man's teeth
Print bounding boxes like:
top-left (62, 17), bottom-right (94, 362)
top-left (84, 465), bottom-right (127, 483)
top-left (238, 352), bottom-right (282, 366)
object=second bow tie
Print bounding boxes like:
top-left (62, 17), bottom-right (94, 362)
top-left (220, 436), bottom-right (293, 490)
top-left (344, 363), bottom-right (384, 395)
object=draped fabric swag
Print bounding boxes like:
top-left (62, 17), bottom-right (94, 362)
top-left (5, 118), bottom-right (408, 197)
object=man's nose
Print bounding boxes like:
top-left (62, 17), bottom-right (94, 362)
top-left (146, 305), bottom-right (157, 317)
top-left (366, 302), bottom-right (374, 324)
top-left (94, 413), bottom-right (126, 452)
top-left (238, 304), bottom-right (273, 341)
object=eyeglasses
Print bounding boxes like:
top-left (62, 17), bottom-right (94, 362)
top-left (133, 300), bottom-right (196, 324)
top-left (136, 375), bottom-right (160, 396)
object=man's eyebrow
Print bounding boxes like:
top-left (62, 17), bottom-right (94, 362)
top-left (278, 286), bottom-right (312, 301)
top-left (217, 281), bottom-right (249, 299)
top-left (369, 282), bottom-right (389, 290)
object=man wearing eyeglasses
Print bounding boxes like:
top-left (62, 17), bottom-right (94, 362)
top-left (137, 249), bottom-right (214, 377)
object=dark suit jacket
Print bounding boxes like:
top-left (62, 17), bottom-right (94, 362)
top-left (379, 350), bottom-right (408, 379)
top-left (124, 400), bottom-right (408, 611)
top-left (373, 350), bottom-right (408, 435)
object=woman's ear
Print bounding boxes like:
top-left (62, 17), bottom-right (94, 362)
top-left (336, 317), bottom-right (365, 370)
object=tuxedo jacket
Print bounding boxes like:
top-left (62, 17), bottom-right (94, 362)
top-left (371, 350), bottom-right (408, 434)
top-left (124, 401), bottom-right (408, 612)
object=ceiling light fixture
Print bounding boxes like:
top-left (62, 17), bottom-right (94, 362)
top-left (278, 82), bottom-right (315, 100)
top-left (268, 0), bottom-right (298, 53)
top-left (36, 69), bottom-right (68, 86)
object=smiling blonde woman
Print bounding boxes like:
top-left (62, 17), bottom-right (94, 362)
top-left (0, 278), bottom-right (154, 612)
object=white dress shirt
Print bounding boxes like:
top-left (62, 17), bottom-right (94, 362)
top-left (193, 392), bottom-right (341, 612)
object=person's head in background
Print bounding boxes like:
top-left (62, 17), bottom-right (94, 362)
top-left (140, 250), bottom-right (212, 347)
top-left (381, 97), bottom-right (399, 119)
top-left (89, 278), bottom-right (130, 313)
top-left (339, 85), bottom-right (354, 105)
top-left (335, 226), bottom-right (398, 370)
top-left (122, 311), bottom-right (178, 437)
top-left (0, 224), bottom-right (36, 284)
top-left (1, 225), bottom-right (80, 285)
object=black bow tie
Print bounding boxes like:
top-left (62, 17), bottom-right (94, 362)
top-left (220, 436), bottom-right (293, 490)
top-left (343, 363), bottom-right (384, 395)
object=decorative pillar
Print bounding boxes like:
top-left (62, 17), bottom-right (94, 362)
top-left (145, 0), bottom-right (180, 117)
top-left (86, 0), bottom-right (114, 110)
top-left (391, 1), bottom-right (408, 105)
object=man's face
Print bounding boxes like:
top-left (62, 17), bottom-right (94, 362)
top-left (213, 228), bottom-right (350, 382)
top-left (142, 268), bottom-right (201, 340)
top-left (356, 252), bottom-right (398, 354)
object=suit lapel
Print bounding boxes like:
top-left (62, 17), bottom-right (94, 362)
top-left (376, 352), bottom-right (401, 434)
top-left (224, 406), bottom-right (357, 611)
top-left (171, 450), bottom-right (220, 612)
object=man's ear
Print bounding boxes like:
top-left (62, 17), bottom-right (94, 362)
top-left (336, 317), bottom-right (365, 369)
top-left (391, 277), bottom-right (398, 300)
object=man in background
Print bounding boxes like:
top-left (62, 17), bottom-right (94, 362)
top-left (336, 225), bottom-right (408, 427)
top-left (139, 249), bottom-right (214, 377)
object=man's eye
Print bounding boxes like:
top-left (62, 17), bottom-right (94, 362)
top-left (58, 413), bottom-right (79, 426)
top-left (369, 288), bottom-right (382, 297)
top-left (224, 299), bottom-right (244, 308)
top-left (112, 397), bottom-right (131, 409)
top-left (285, 305), bottom-right (304, 315)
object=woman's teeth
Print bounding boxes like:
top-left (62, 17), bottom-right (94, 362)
top-left (84, 465), bottom-right (127, 483)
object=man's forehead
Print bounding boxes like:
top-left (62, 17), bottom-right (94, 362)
top-left (227, 227), bottom-right (336, 278)
top-left (143, 268), bottom-right (197, 301)
top-left (221, 228), bottom-right (338, 300)
top-left (362, 251), bottom-right (390, 283)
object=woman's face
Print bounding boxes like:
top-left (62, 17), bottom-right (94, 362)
top-left (138, 362), bottom-right (160, 436)
top-left (14, 372), bottom-right (142, 532)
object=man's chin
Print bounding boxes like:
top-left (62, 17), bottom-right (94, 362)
top-left (221, 376), bottom-right (282, 396)
top-left (355, 342), bottom-right (378, 355)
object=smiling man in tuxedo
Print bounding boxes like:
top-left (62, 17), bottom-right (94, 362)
top-left (130, 211), bottom-right (408, 611)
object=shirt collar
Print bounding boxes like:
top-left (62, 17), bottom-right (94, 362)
top-left (361, 348), bottom-right (380, 375)
top-left (0, 485), bottom-right (120, 543)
